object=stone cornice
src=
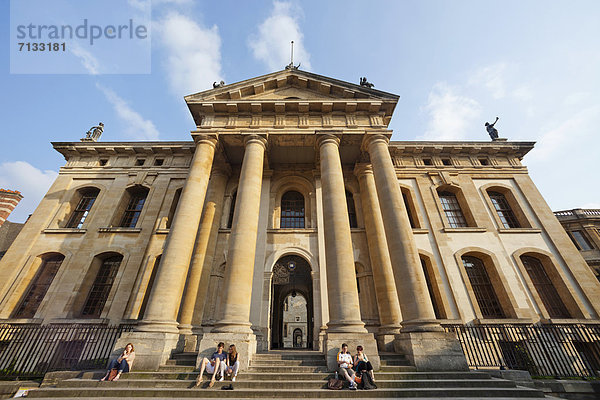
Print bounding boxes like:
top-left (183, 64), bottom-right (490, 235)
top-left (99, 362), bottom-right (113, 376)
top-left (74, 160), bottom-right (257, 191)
top-left (52, 141), bottom-right (195, 159)
top-left (389, 141), bottom-right (536, 159)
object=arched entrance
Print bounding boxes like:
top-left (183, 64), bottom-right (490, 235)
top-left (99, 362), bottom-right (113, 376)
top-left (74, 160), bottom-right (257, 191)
top-left (270, 255), bottom-right (313, 349)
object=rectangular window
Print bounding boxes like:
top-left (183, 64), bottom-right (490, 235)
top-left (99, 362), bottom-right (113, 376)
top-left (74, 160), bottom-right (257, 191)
top-left (439, 192), bottom-right (468, 228)
top-left (154, 158), bottom-right (164, 166)
top-left (135, 159), bottom-right (145, 166)
top-left (571, 231), bottom-right (593, 251)
top-left (479, 158), bottom-right (489, 166)
top-left (13, 255), bottom-right (64, 318)
top-left (442, 158), bottom-right (452, 166)
top-left (119, 194), bottom-right (146, 228)
top-left (422, 158), bottom-right (432, 165)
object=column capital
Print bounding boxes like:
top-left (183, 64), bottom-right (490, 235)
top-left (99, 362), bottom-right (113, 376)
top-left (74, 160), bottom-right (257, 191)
top-left (353, 163), bottom-right (374, 178)
top-left (192, 133), bottom-right (219, 148)
top-left (361, 132), bottom-right (391, 151)
top-left (243, 133), bottom-right (268, 149)
top-left (316, 133), bottom-right (341, 149)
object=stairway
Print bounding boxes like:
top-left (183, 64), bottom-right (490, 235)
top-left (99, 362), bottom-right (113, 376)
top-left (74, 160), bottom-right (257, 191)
top-left (27, 350), bottom-right (547, 399)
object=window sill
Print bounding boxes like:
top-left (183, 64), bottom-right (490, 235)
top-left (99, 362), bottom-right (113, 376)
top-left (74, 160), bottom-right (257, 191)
top-left (541, 318), bottom-right (599, 325)
top-left (155, 228), bottom-right (170, 234)
top-left (47, 318), bottom-right (109, 324)
top-left (267, 229), bottom-right (317, 233)
top-left (443, 227), bottom-right (487, 233)
top-left (474, 318), bottom-right (534, 325)
top-left (412, 228), bottom-right (429, 234)
top-left (0, 318), bottom-right (43, 324)
top-left (498, 228), bottom-right (541, 234)
top-left (43, 228), bottom-right (87, 234)
top-left (98, 227), bottom-right (142, 233)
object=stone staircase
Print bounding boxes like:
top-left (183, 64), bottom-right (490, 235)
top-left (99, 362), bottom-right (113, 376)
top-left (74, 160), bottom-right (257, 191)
top-left (27, 350), bottom-right (547, 399)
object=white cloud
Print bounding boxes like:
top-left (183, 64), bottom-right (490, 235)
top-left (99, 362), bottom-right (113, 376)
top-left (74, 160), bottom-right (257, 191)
top-left (249, 1), bottom-right (312, 71)
top-left (468, 63), bottom-right (507, 99)
top-left (70, 42), bottom-right (100, 75)
top-left (154, 11), bottom-right (223, 95)
top-left (0, 162), bottom-right (58, 223)
top-left (420, 83), bottom-right (481, 140)
top-left (96, 84), bottom-right (160, 140)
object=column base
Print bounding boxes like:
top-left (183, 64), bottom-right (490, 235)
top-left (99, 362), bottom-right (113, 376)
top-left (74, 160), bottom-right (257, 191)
top-left (400, 318), bottom-right (444, 333)
top-left (113, 331), bottom-right (180, 371)
top-left (135, 319), bottom-right (180, 334)
top-left (211, 320), bottom-right (254, 334)
top-left (197, 332), bottom-right (256, 372)
top-left (376, 324), bottom-right (402, 352)
top-left (393, 331), bottom-right (468, 371)
top-left (323, 332), bottom-right (379, 371)
top-left (326, 319), bottom-right (368, 333)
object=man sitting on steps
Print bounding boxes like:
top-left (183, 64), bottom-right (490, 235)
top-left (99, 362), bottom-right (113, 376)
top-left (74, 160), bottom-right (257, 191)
top-left (337, 343), bottom-right (357, 390)
top-left (194, 342), bottom-right (227, 388)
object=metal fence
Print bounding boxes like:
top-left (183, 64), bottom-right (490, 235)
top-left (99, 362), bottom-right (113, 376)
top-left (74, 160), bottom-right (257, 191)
top-left (0, 323), bottom-right (134, 380)
top-left (444, 324), bottom-right (600, 378)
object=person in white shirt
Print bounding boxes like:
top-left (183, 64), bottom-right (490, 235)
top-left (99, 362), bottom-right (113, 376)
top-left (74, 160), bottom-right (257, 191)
top-left (337, 343), bottom-right (356, 390)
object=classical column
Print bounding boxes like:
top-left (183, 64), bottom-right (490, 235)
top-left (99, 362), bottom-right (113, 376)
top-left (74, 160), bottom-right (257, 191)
top-left (137, 135), bottom-right (218, 334)
top-left (213, 134), bottom-right (267, 333)
top-left (317, 134), bottom-right (366, 333)
top-left (354, 163), bottom-right (402, 341)
top-left (363, 133), bottom-right (439, 332)
top-left (178, 165), bottom-right (230, 335)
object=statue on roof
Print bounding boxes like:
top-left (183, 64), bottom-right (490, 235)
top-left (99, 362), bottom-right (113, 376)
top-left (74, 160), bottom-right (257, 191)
top-left (360, 77), bottom-right (374, 88)
top-left (213, 80), bottom-right (225, 88)
top-left (81, 122), bottom-right (104, 142)
top-left (485, 117), bottom-right (499, 140)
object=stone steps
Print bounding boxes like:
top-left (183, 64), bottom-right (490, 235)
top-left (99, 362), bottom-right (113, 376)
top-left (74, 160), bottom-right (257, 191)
top-left (27, 351), bottom-right (547, 399)
top-left (26, 386), bottom-right (545, 398)
top-left (56, 378), bottom-right (520, 389)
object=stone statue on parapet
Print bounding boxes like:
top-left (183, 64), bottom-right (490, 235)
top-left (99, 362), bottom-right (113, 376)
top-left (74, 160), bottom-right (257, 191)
top-left (285, 62), bottom-right (300, 70)
top-left (82, 122), bottom-right (104, 142)
top-left (213, 80), bottom-right (225, 88)
top-left (360, 77), bottom-right (374, 88)
top-left (485, 117), bottom-right (499, 140)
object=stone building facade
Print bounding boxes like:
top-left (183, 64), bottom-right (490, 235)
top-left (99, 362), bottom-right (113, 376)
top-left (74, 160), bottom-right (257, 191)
top-left (0, 70), bottom-right (598, 371)
top-left (554, 208), bottom-right (600, 281)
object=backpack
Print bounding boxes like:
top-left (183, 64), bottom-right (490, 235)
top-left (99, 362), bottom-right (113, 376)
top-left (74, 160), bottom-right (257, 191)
top-left (327, 377), bottom-right (343, 390)
top-left (358, 371), bottom-right (377, 390)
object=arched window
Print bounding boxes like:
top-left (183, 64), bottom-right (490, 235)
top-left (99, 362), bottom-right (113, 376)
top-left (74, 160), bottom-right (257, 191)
top-left (82, 254), bottom-right (122, 318)
top-left (420, 257), bottom-right (443, 319)
top-left (488, 191), bottom-right (520, 228)
top-left (462, 256), bottom-right (505, 318)
top-left (280, 191), bottom-right (305, 228)
top-left (119, 186), bottom-right (149, 228)
top-left (227, 191), bottom-right (237, 229)
top-left (521, 255), bottom-right (570, 318)
top-left (13, 254), bottom-right (64, 318)
top-left (439, 191), bottom-right (467, 228)
top-left (165, 188), bottom-right (182, 229)
top-left (66, 188), bottom-right (100, 228)
top-left (346, 191), bottom-right (357, 228)
top-left (138, 255), bottom-right (161, 320)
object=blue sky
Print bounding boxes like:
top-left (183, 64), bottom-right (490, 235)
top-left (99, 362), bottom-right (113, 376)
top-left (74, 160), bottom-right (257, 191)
top-left (1, 0), bottom-right (599, 222)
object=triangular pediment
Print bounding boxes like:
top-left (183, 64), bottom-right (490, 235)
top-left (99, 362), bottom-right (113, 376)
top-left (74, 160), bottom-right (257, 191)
top-left (184, 69), bottom-right (399, 103)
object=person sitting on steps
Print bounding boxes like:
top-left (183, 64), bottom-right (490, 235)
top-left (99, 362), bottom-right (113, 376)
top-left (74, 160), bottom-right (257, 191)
top-left (224, 344), bottom-right (240, 381)
top-left (337, 343), bottom-right (357, 390)
top-left (100, 343), bottom-right (135, 382)
top-left (354, 345), bottom-right (375, 382)
top-left (194, 342), bottom-right (227, 388)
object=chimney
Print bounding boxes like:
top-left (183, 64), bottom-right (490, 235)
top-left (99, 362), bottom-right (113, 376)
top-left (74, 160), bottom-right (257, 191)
top-left (0, 189), bottom-right (24, 227)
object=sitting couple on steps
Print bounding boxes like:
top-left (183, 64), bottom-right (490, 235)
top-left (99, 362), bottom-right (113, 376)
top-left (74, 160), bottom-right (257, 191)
top-left (337, 343), bottom-right (375, 390)
top-left (194, 342), bottom-right (240, 388)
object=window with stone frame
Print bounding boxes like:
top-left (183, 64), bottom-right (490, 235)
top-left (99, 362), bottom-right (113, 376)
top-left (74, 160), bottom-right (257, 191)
top-left (81, 255), bottom-right (122, 318)
top-left (462, 256), bottom-right (505, 318)
top-left (488, 191), bottom-right (521, 228)
top-left (420, 257), bottom-right (443, 319)
top-left (521, 255), bottom-right (570, 318)
top-left (13, 254), bottom-right (64, 318)
top-left (118, 186), bottom-right (149, 228)
top-left (438, 191), bottom-right (468, 228)
top-left (165, 188), bottom-right (182, 229)
top-left (227, 191), bottom-right (237, 229)
top-left (346, 191), bottom-right (358, 228)
top-left (65, 188), bottom-right (100, 228)
top-left (402, 191), bottom-right (417, 228)
top-left (280, 190), bottom-right (305, 228)
top-left (570, 230), bottom-right (594, 251)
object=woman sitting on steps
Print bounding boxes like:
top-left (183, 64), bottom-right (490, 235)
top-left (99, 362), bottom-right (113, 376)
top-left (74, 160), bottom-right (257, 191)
top-left (100, 343), bottom-right (135, 382)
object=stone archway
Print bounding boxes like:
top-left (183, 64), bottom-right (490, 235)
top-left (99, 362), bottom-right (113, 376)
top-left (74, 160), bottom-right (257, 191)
top-left (270, 255), bottom-right (313, 349)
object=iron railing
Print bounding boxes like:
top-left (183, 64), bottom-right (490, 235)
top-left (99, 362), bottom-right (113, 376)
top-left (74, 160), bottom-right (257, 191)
top-left (444, 324), bottom-right (600, 378)
top-left (0, 323), bottom-right (134, 380)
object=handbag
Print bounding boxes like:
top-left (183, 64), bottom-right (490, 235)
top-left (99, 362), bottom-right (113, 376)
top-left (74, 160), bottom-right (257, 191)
top-left (107, 368), bottom-right (119, 381)
top-left (354, 373), bottom-right (362, 384)
top-left (327, 377), bottom-right (343, 390)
